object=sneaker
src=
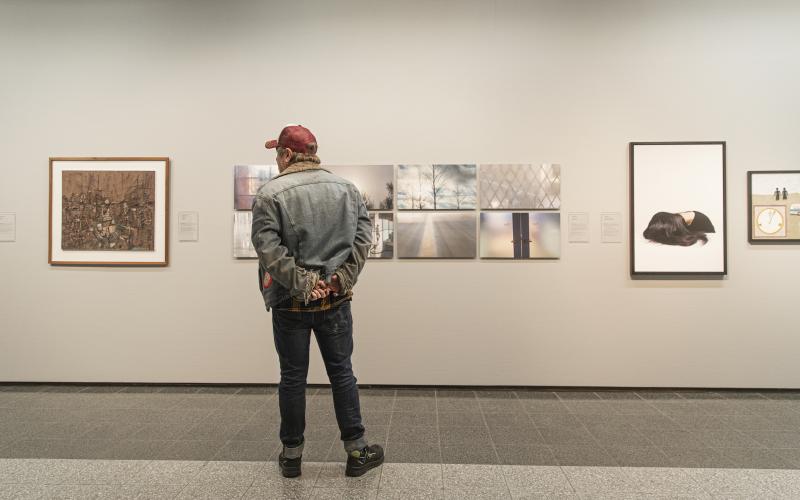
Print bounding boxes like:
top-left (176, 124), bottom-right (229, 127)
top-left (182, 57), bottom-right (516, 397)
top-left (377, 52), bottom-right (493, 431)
top-left (278, 450), bottom-right (302, 478)
top-left (345, 444), bottom-right (384, 477)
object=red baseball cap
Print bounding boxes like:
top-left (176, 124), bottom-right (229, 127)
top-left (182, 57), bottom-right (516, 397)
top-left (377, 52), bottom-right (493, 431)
top-left (265, 124), bottom-right (318, 154)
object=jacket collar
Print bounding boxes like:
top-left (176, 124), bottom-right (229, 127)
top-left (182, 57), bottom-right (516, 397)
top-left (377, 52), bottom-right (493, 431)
top-left (274, 161), bottom-right (329, 178)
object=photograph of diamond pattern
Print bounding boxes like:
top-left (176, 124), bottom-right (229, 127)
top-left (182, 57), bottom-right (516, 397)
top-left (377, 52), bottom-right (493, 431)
top-left (480, 164), bottom-right (561, 210)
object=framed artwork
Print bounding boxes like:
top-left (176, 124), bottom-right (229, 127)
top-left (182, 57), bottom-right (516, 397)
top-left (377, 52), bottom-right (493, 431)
top-left (234, 164), bottom-right (278, 210)
top-left (630, 142), bottom-right (726, 276)
top-left (480, 212), bottom-right (560, 259)
top-left (397, 164), bottom-right (477, 210)
top-left (368, 213), bottom-right (394, 259)
top-left (480, 164), bottom-right (561, 210)
top-left (396, 212), bottom-right (476, 259)
top-left (49, 157), bottom-right (169, 266)
top-left (233, 211), bottom-right (257, 259)
top-left (747, 170), bottom-right (800, 243)
top-left (326, 165), bottom-right (394, 210)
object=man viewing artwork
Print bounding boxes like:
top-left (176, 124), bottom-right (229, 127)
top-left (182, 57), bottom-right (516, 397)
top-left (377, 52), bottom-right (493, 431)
top-left (251, 124), bottom-right (384, 478)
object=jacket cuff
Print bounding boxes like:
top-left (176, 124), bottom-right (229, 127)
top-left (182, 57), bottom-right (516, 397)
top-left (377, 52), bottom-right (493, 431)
top-left (295, 269), bottom-right (320, 305)
top-left (334, 268), bottom-right (353, 296)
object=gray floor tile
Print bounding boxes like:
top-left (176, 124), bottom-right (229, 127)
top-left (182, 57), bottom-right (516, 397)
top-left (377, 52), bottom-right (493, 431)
top-left (0, 458), bottom-right (91, 484)
top-left (483, 412), bottom-right (534, 428)
top-left (442, 487), bottom-right (510, 499)
top-left (625, 467), bottom-right (707, 495)
top-left (174, 395), bottom-right (234, 410)
top-left (636, 391), bottom-right (682, 400)
top-left (624, 414), bottom-right (683, 430)
top-left (391, 412), bottom-right (436, 427)
top-left (604, 446), bottom-right (671, 467)
top-left (607, 401), bottom-right (662, 416)
top-left (131, 423), bottom-right (193, 441)
top-left (437, 412), bottom-right (485, 427)
top-left (176, 482), bottom-right (248, 499)
top-left (584, 423), bottom-right (652, 447)
top-left (494, 445), bottom-right (556, 465)
top-left (537, 426), bottom-right (596, 446)
top-left (359, 388), bottom-right (395, 398)
top-left (514, 391), bottom-right (558, 400)
top-left (385, 442), bottom-right (441, 464)
top-left (595, 391), bottom-right (641, 401)
top-left (315, 462), bottom-right (381, 489)
top-left (230, 422), bottom-right (277, 442)
top-left (124, 460), bottom-right (206, 485)
top-left (39, 484), bottom-right (124, 499)
top-left (237, 386), bottom-right (276, 395)
top-left (388, 425), bottom-right (438, 444)
top-left (159, 386), bottom-right (202, 394)
top-left (396, 389), bottom-right (435, 398)
top-left (644, 429), bottom-right (703, 448)
top-left (501, 464), bottom-right (572, 492)
top-left (442, 464), bottom-right (505, 489)
top-left (84, 421), bottom-right (146, 441)
top-left (684, 468), bottom-right (775, 496)
top-left (554, 392), bottom-right (600, 401)
top-left (529, 413), bottom-right (582, 428)
top-left (440, 445), bottom-right (498, 464)
top-left (376, 488), bottom-right (444, 500)
top-left (488, 425), bottom-right (543, 446)
top-left (435, 398), bottom-right (481, 412)
top-left (213, 441), bottom-right (278, 462)
top-left (191, 460), bottom-right (264, 486)
top-left (479, 399), bottom-right (525, 413)
top-left (744, 430), bottom-right (800, 448)
top-left (719, 391), bottom-right (768, 400)
top-left (772, 447), bottom-right (800, 467)
top-left (660, 447), bottom-right (735, 468)
top-left (103, 440), bottom-right (174, 461)
top-left (748, 468), bottom-right (800, 498)
top-left (439, 426), bottom-right (491, 447)
top-left (436, 390), bottom-right (475, 399)
top-left (718, 447), bottom-right (795, 468)
top-left (551, 445), bottom-right (618, 467)
top-left (475, 391), bottom-right (517, 400)
top-left (243, 484), bottom-right (314, 499)
top-left (519, 401), bottom-right (572, 415)
top-left (562, 402), bottom-right (619, 416)
top-left (182, 422), bottom-right (247, 442)
top-left (561, 466), bottom-right (633, 494)
top-left (765, 391), bottom-right (800, 400)
top-left (300, 441), bottom-right (336, 463)
top-left (71, 459), bottom-right (149, 484)
top-left (362, 412), bottom-right (392, 426)
top-left (393, 398), bottom-right (436, 413)
top-left (161, 440), bottom-right (227, 461)
top-left (509, 489), bottom-right (578, 499)
top-left (695, 429), bottom-right (766, 449)
top-left (378, 463), bottom-right (443, 489)
top-left (312, 488), bottom-right (378, 499)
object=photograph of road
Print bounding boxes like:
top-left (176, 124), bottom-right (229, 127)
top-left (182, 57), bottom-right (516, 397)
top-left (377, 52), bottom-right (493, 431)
top-left (397, 212), bottom-right (476, 258)
top-left (480, 163), bottom-right (561, 210)
top-left (233, 211), bottom-right (257, 258)
top-left (369, 213), bottom-right (394, 259)
top-left (480, 211), bottom-right (560, 259)
top-left (397, 164), bottom-right (477, 210)
top-left (326, 165), bottom-right (394, 210)
top-left (234, 165), bottom-right (278, 210)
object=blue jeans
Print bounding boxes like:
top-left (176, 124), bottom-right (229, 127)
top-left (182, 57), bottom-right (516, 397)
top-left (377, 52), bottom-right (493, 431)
top-left (272, 301), bottom-right (367, 456)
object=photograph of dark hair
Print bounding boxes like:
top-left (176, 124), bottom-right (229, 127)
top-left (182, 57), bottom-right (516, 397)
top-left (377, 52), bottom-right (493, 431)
top-left (642, 211), bottom-right (715, 246)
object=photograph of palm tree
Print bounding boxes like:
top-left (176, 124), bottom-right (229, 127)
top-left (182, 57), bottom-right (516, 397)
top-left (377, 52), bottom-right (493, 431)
top-left (397, 164), bottom-right (477, 210)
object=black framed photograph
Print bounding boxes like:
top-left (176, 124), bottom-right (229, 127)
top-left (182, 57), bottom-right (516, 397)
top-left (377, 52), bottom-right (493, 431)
top-left (630, 142), bottom-right (727, 276)
top-left (748, 170), bottom-right (800, 243)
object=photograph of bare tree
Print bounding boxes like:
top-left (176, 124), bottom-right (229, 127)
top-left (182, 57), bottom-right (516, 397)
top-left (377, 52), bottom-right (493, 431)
top-left (369, 213), bottom-right (394, 259)
top-left (397, 164), bottom-right (477, 210)
top-left (397, 212), bottom-right (476, 259)
top-left (326, 165), bottom-right (394, 210)
top-left (234, 165), bottom-right (278, 210)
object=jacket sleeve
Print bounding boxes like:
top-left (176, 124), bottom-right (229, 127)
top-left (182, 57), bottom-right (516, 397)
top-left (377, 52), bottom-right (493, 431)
top-left (251, 193), bottom-right (319, 304)
top-left (333, 192), bottom-right (372, 295)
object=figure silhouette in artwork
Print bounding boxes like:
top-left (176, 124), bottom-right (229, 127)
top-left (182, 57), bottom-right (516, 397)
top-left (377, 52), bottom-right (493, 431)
top-left (775, 188), bottom-right (781, 200)
top-left (783, 187), bottom-right (789, 200)
top-left (643, 211), bottom-right (715, 246)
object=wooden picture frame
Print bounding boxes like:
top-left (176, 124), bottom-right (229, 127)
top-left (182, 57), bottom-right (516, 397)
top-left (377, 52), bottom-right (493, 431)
top-left (49, 157), bottom-right (170, 266)
top-left (629, 142), bottom-right (727, 277)
top-left (747, 170), bottom-right (800, 244)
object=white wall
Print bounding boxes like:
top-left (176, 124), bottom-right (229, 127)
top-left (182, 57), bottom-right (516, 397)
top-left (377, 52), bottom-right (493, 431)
top-left (1, 0), bottom-right (799, 387)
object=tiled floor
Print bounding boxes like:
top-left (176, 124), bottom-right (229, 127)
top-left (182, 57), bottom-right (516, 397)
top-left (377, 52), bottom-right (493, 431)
top-left (1, 385), bottom-right (800, 498)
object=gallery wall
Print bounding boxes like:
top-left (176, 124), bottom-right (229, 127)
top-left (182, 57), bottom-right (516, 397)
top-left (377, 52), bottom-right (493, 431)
top-left (1, 0), bottom-right (799, 387)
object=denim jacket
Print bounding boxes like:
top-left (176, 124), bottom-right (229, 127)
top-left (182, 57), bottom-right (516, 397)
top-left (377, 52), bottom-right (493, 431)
top-left (250, 161), bottom-right (372, 310)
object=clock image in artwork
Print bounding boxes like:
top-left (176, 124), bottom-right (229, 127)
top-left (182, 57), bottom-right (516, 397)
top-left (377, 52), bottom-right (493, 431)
top-left (753, 205), bottom-right (786, 238)
top-left (748, 171), bottom-right (800, 243)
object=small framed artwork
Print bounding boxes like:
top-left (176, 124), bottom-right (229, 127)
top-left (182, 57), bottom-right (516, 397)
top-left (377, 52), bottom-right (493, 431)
top-left (234, 164), bottom-right (278, 210)
top-left (479, 164), bottom-right (561, 210)
top-left (49, 157), bottom-right (170, 266)
top-left (396, 212), bottom-right (476, 258)
top-left (480, 212), bottom-right (560, 259)
top-left (368, 213), bottom-right (394, 259)
top-left (233, 211), bottom-right (257, 258)
top-left (630, 142), bottom-right (727, 276)
top-left (397, 164), bottom-right (477, 210)
top-left (747, 170), bottom-right (800, 243)
top-left (326, 165), bottom-right (394, 210)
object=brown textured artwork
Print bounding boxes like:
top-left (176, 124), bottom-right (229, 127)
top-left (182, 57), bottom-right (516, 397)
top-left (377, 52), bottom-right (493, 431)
top-left (61, 171), bottom-right (155, 251)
